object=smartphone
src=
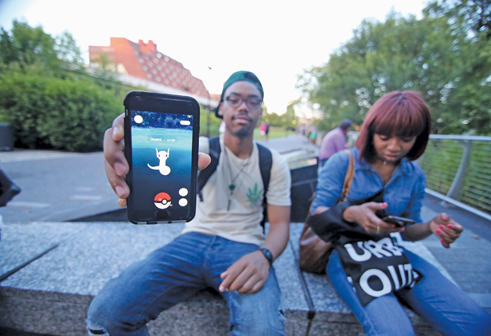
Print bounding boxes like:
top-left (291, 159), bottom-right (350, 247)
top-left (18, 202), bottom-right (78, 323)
top-left (124, 91), bottom-right (200, 224)
top-left (381, 215), bottom-right (416, 227)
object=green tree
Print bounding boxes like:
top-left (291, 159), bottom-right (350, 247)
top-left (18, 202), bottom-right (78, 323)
top-left (0, 19), bottom-right (84, 77)
top-left (0, 20), bottom-right (129, 151)
top-left (260, 101), bottom-right (299, 130)
top-left (297, 0), bottom-right (491, 135)
top-left (261, 111), bottom-right (283, 127)
top-left (426, 0), bottom-right (490, 38)
top-left (199, 107), bottom-right (222, 137)
top-left (283, 100), bottom-right (300, 130)
top-left (425, 0), bottom-right (491, 134)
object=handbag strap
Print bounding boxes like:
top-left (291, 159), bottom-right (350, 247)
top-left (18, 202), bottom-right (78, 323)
top-left (339, 150), bottom-right (355, 202)
top-left (308, 149), bottom-right (355, 215)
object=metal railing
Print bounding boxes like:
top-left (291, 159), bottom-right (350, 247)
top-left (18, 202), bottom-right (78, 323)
top-left (419, 135), bottom-right (491, 221)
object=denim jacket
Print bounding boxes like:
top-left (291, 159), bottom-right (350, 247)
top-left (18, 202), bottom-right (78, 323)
top-left (312, 147), bottom-right (426, 223)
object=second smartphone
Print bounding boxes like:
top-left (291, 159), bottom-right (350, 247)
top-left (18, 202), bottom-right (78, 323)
top-left (124, 91), bottom-right (200, 224)
top-left (382, 215), bottom-right (416, 227)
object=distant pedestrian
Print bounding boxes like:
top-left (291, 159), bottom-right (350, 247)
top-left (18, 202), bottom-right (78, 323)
top-left (259, 121), bottom-right (267, 140)
top-left (318, 119), bottom-right (352, 167)
top-left (265, 121), bottom-right (270, 140)
top-left (309, 129), bottom-right (317, 144)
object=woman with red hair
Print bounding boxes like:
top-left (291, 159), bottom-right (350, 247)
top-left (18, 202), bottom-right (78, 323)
top-left (310, 91), bottom-right (491, 335)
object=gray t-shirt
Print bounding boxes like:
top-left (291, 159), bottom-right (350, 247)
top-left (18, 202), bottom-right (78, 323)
top-left (181, 136), bottom-right (291, 245)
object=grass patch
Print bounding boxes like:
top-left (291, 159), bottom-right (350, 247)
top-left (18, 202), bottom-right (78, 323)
top-left (253, 127), bottom-right (294, 140)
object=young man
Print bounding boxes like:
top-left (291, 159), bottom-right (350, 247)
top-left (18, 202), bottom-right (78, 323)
top-left (87, 71), bottom-right (291, 336)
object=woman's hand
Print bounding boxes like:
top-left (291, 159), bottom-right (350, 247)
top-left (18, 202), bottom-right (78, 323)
top-left (103, 114), bottom-right (211, 207)
top-left (429, 213), bottom-right (463, 248)
top-left (343, 202), bottom-right (403, 235)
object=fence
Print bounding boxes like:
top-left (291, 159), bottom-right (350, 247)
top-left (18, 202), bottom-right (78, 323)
top-left (419, 135), bottom-right (491, 220)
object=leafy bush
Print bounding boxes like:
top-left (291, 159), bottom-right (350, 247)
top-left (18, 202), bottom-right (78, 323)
top-left (0, 70), bottom-right (123, 152)
top-left (200, 106), bottom-right (222, 137)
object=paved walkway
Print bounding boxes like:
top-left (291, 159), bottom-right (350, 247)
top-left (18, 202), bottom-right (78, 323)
top-left (0, 149), bottom-right (119, 224)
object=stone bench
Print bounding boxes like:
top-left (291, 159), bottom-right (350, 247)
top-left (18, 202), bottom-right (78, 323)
top-left (0, 222), bottom-right (308, 336)
top-left (0, 221), bottom-right (447, 336)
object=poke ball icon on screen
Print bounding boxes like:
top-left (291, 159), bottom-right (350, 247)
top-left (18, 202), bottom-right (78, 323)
top-left (154, 192), bottom-right (172, 209)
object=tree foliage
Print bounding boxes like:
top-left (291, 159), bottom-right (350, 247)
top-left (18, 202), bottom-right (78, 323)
top-left (297, 0), bottom-right (491, 134)
top-left (0, 20), bottom-right (84, 77)
top-left (261, 101), bottom-right (299, 130)
top-left (199, 107), bottom-right (222, 137)
top-left (0, 67), bottom-right (121, 151)
top-left (0, 20), bottom-right (126, 151)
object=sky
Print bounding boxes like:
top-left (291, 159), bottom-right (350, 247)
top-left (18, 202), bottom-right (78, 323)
top-left (0, 0), bottom-right (428, 116)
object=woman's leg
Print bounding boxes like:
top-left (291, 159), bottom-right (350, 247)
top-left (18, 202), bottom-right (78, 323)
top-left (327, 251), bottom-right (416, 336)
top-left (400, 250), bottom-right (491, 336)
top-left (86, 232), bottom-right (213, 336)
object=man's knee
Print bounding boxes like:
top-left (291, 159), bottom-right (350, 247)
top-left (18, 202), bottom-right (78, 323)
top-left (230, 307), bottom-right (285, 336)
top-left (86, 301), bottom-right (114, 336)
top-left (86, 297), bottom-right (125, 336)
top-left (86, 318), bottom-right (110, 336)
top-left (87, 295), bottom-right (151, 336)
top-left (227, 287), bottom-right (285, 335)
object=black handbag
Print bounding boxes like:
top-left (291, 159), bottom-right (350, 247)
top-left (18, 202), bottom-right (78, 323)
top-left (0, 168), bottom-right (21, 207)
top-left (308, 189), bottom-right (423, 306)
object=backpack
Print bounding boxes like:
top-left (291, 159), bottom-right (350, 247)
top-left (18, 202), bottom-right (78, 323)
top-left (197, 137), bottom-right (272, 228)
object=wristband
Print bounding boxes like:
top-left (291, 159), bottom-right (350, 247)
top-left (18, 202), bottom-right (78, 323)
top-left (258, 248), bottom-right (273, 266)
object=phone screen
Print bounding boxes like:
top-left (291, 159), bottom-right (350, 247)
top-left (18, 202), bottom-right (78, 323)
top-left (124, 93), bottom-right (199, 223)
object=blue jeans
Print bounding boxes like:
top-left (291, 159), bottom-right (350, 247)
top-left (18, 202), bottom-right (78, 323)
top-left (327, 249), bottom-right (491, 336)
top-left (86, 232), bottom-right (285, 336)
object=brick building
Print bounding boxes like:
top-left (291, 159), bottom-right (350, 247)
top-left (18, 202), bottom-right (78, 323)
top-left (89, 38), bottom-right (216, 106)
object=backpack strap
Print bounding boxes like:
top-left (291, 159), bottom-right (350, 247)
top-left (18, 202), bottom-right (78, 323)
top-left (257, 143), bottom-right (273, 229)
top-left (257, 143), bottom-right (272, 201)
top-left (197, 136), bottom-right (220, 201)
top-left (308, 149), bottom-right (355, 215)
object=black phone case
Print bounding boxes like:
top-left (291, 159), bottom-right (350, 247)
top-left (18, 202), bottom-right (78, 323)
top-left (123, 91), bottom-right (200, 224)
top-left (382, 216), bottom-right (415, 227)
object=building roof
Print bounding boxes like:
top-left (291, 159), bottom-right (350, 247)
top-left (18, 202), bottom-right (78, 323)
top-left (89, 38), bottom-right (210, 101)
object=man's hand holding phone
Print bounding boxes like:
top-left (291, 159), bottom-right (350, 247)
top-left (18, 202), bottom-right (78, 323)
top-left (103, 113), bottom-right (211, 209)
top-left (104, 114), bottom-right (130, 207)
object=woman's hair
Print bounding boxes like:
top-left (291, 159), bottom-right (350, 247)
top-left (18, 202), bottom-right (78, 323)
top-left (355, 91), bottom-right (431, 163)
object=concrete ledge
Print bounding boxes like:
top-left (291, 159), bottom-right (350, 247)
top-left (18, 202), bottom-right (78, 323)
top-left (0, 222), bottom-right (309, 336)
top-left (0, 222), bottom-right (446, 335)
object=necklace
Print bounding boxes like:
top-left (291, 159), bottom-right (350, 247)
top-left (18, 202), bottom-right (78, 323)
top-left (225, 149), bottom-right (251, 210)
top-left (374, 161), bottom-right (396, 186)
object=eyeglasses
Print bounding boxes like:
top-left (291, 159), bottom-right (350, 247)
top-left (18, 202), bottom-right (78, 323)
top-left (225, 95), bottom-right (262, 110)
